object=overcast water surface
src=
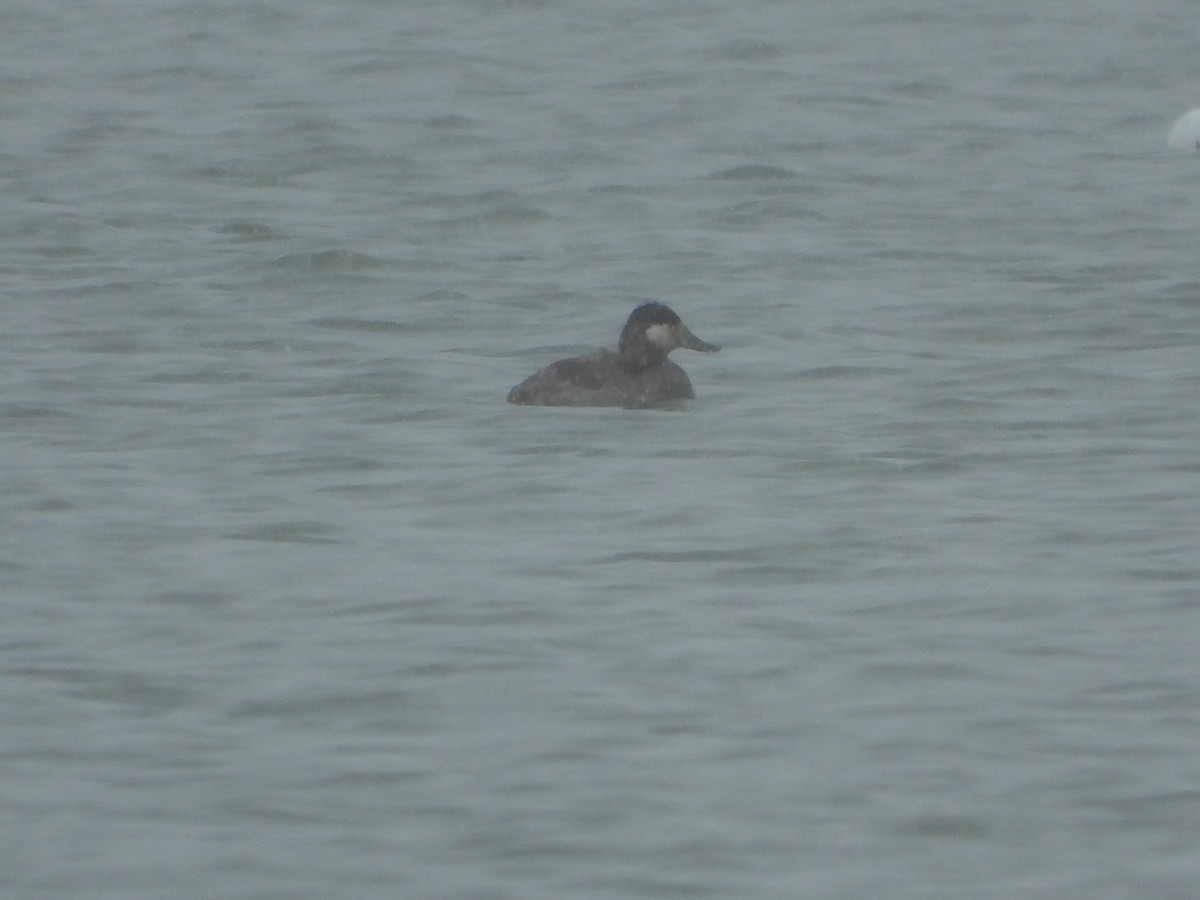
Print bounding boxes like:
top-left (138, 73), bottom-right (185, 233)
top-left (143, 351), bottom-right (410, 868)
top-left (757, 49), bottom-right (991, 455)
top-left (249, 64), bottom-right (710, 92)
top-left (5, 1), bottom-right (1200, 898)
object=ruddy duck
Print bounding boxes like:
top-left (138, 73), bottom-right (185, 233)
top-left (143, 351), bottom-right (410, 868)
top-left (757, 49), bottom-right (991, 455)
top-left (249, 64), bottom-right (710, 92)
top-left (507, 302), bottom-right (719, 408)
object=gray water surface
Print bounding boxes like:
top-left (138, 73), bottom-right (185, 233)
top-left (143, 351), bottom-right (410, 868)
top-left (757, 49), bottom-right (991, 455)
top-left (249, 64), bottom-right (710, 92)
top-left (4, 1), bottom-right (1200, 898)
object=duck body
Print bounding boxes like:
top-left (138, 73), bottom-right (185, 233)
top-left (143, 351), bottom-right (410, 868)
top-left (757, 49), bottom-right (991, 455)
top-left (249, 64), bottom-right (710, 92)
top-left (507, 303), bottom-right (719, 409)
top-left (507, 349), bottom-right (698, 408)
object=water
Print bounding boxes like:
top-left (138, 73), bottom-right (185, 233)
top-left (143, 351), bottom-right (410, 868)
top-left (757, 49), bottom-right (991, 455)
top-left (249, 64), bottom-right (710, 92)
top-left (4, 1), bottom-right (1200, 897)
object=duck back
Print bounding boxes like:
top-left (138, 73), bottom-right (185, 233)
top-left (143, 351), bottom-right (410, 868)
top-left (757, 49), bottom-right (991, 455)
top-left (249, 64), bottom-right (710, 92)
top-left (507, 350), bottom-right (695, 408)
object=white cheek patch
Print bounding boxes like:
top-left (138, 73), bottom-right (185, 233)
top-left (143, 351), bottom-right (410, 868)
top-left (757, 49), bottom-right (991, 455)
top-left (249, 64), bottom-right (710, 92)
top-left (644, 323), bottom-right (674, 348)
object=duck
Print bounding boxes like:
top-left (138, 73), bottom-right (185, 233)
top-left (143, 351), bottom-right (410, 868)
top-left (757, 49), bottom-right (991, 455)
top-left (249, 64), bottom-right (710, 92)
top-left (507, 302), bottom-right (719, 408)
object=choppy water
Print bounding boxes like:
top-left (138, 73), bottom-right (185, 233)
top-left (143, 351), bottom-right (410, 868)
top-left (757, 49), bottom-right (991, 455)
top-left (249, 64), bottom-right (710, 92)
top-left (4, 1), bottom-right (1200, 898)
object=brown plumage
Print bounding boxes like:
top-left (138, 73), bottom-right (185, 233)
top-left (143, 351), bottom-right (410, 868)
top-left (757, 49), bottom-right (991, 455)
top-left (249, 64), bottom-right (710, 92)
top-left (507, 302), bottom-right (719, 409)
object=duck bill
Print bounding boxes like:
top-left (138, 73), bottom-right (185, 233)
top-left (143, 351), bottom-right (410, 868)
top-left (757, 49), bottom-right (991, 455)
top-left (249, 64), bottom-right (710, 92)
top-left (678, 325), bottom-right (720, 352)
